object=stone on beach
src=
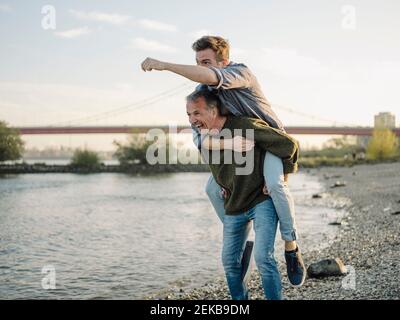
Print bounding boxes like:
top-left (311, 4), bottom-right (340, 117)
top-left (307, 258), bottom-right (347, 278)
top-left (312, 193), bottom-right (323, 199)
top-left (324, 174), bottom-right (342, 180)
top-left (330, 181), bottom-right (346, 188)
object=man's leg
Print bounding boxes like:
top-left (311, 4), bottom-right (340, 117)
top-left (222, 213), bottom-right (251, 300)
top-left (205, 175), bottom-right (254, 282)
top-left (263, 152), bottom-right (306, 287)
top-left (252, 198), bottom-right (282, 300)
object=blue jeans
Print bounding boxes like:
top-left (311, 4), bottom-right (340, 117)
top-left (206, 151), bottom-right (298, 241)
top-left (222, 198), bottom-right (282, 300)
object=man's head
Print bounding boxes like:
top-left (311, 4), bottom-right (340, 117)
top-left (186, 89), bottom-right (225, 130)
top-left (192, 36), bottom-right (230, 68)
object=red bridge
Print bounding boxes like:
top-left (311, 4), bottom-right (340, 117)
top-left (14, 126), bottom-right (400, 136)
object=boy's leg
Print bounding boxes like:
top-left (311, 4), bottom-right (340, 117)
top-left (263, 152), bottom-right (306, 287)
top-left (222, 213), bottom-right (251, 300)
top-left (205, 175), bottom-right (225, 223)
top-left (252, 198), bottom-right (282, 300)
top-left (263, 152), bottom-right (297, 243)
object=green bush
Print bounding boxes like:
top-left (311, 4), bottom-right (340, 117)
top-left (113, 133), bottom-right (177, 165)
top-left (366, 129), bottom-right (398, 160)
top-left (113, 134), bottom-right (154, 165)
top-left (0, 121), bottom-right (24, 162)
top-left (70, 149), bottom-right (101, 169)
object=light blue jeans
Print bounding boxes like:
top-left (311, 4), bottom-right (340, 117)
top-left (206, 151), bottom-right (298, 241)
top-left (222, 198), bottom-right (282, 300)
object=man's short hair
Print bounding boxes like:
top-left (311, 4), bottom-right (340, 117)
top-left (186, 88), bottom-right (230, 116)
top-left (192, 36), bottom-right (230, 62)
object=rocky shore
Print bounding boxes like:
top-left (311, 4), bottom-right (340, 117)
top-left (145, 162), bottom-right (400, 300)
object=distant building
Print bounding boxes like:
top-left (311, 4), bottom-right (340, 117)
top-left (374, 112), bottom-right (396, 129)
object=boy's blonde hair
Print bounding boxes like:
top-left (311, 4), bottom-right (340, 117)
top-left (192, 36), bottom-right (230, 62)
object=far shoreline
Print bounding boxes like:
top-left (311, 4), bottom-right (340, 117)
top-left (1, 158), bottom-right (399, 175)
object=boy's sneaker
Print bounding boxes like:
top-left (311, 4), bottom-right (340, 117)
top-left (284, 246), bottom-right (306, 287)
top-left (241, 240), bottom-right (254, 283)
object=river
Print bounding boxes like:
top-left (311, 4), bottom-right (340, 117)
top-left (0, 171), bottom-right (343, 299)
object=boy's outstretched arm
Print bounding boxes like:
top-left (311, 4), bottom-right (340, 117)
top-left (141, 57), bottom-right (218, 85)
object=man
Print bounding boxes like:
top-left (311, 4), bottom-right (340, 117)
top-left (185, 88), bottom-right (298, 300)
top-left (141, 35), bottom-right (306, 287)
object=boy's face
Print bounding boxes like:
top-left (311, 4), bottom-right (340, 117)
top-left (186, 97), bottom-right (216, 130)
top-left (195, 48), bottom-right (228, 68)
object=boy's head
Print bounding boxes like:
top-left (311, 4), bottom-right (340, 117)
top-left (192, 36), bottom-right (230, 68)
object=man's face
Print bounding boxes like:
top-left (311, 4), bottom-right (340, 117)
top-left (195, 48), bottom-right (227, 68)
top-left (186, 97), bottom-right (216, 130)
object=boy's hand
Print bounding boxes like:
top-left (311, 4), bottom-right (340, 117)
top-left (141, 57), bottom-right (166, 71)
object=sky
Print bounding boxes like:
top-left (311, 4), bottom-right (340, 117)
top-left (0, 0), bottom-right (399, 150)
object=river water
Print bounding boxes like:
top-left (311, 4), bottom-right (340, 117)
top-left (0, 171), bottom-right (342, 299)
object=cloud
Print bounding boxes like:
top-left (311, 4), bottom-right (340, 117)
top-left (256, 47), bottom-right (331, 79)
top-left (0, 4), bottom-right (12, 12)
top-left (69, 10), bottom-right (131, 25)
top-left (137, 19), bottom-right (177, 32)
top-left (54, 27), bottom-right (91, 39)
top-left (131, 37), bottom-right (178, 53)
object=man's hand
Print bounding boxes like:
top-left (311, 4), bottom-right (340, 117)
top-left (141, 57), bottom-right (166, 72)
top-left (230, 136), bottom-right (255, 152)
top-left (202, 135), bottom-right (254, 151)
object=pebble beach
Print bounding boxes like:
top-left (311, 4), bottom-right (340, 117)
top-left (146, 162), bottom-right (400, 300)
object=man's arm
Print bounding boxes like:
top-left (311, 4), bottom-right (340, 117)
top-left (252, 121), bottom-right (299, 174)
top-left (141, 57), bottom-right (218, 85)
top-left (235, 117), bottom-right (299, 174)
top-left (201, 135), bottom-right (254, 152)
